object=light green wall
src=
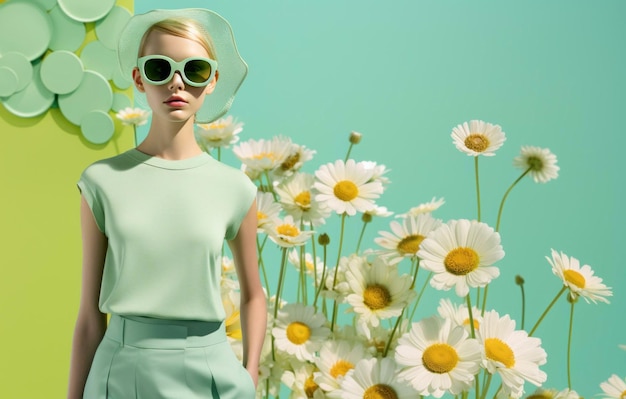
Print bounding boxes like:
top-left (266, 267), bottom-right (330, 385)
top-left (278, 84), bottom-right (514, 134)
top-left (0, 1), bottom-right (134, 398)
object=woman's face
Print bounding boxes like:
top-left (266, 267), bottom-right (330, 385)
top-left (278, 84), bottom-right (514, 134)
top-left (132, 30), bottom-right (217, 124)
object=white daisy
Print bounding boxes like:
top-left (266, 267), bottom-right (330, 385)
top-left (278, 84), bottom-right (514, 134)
top-left (318, 254), bottom-right (363, 302)
top-left (276, 172), bottom-right (331, 227)
top-left (115, 107), bottom-right (150, 126)
top-left (345, 257), bottom-right (415, 337)
top-left (513, 146), bottom-right (559, 183)
top-left (363, 319), bottom-right (409, 357)
top-left (620, 344), bottom-right (626, 351)
top-left (222, 290), bottom-right (242, 341)
top-left (256, 191), bottom-right (282, 231)
top-left (451, 120), bottom-right (506, 156)
top-left (272, 143), bottom-right (316, 180)
top-left (375, 213), bottom-right (442, 265)
top-left (272, 303), bottom-right (331, 362)
top-left (264, 215), bottom-right (315, 248)
top-left (361, 161), bottom-right (391, 185)
top-left (256, 354), bottom-right (290, 399)
top-left (396, 197), bottom-right (445, 218)
top-left (281, 359), bottom-right (325, 399)
top-left (233, 136), bottom-right (293, 173)
top-left (313, 339), bottom-right (371, 397)
top-left (395, 316), bottom-right (481, 397)
top-left (288, 249), bottom-right (323, 279)
top-left (437, 298), bottom-right (482, 334)
top-left (314, 159), bottom-right (383, 216)
top-left (364, 205), bottom-right (394, 218)
top-left (418, 219), bottom-right (504, 297)
top-left (194, 115), bottom-right (243, 149)
top-left (546, 249), bottom-right (612, 304)
top-left (554, 389), bottom-right (581, 399)
top-left (334, 357), bottom-right (416, 399)
top-left (526, 387), bottom-right (559, 399)
top-left (477, 310), bottom-right (547, 398)
top-left (600, 374), bottom-right (626, 399)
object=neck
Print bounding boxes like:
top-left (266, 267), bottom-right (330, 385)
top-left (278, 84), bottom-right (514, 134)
top-left (138, 115), bottom-right (204, 160)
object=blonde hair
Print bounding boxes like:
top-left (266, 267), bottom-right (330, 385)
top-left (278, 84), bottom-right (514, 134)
top-left (138, 18), bottom-right (218, 60)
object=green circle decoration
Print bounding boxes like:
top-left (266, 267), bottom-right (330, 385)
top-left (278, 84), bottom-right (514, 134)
top-left (57, 0), bottom-right (115, 23)
top-left (48, 4), bottom-right (86, 52)
top-left (40, 50), bottom-right (85, 94)
top-left (0, 67), bottom-right (19, 98)
top-left (58, 70), bottom-right (113, 125)
top-left (1, 1), bottom-right (135, 144)
top-left (0, 52), bottom-right (33, 92)
top-left (0, 1), bottom-right (53, 61)
top-left (80, 110), bottom-right (115, 144)
top-left (1, 62), bottom-right (55, 118)
top-left (112, 93), bottom-right (131, 112)
top-left (95, 6), bottom-right (131, 50)
top-left (80, 40), bottom-right (117, 80)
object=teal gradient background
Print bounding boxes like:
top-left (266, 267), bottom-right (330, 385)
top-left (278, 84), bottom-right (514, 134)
top-left (137, 0), bottom-right (625, 395)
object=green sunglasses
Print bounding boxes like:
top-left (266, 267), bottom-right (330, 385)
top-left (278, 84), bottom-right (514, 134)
top-left (137, 55), bottom-right (218, 87)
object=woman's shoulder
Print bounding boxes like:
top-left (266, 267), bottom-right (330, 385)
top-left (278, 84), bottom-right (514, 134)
top-left (78, 149), bottom-right (135, 178)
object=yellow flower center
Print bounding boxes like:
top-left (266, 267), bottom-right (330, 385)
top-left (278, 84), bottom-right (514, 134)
top-left (277, 224), bottom-right (299, 237)
top-left (333, 180), bottom-right (359, 201)
top-left (485, 338), bottom-right (515, 368)
top-left (527, 156), bottom-right (544, 171)
top-left (329, 359), bottom-right (354, 379)
top-left (462, 317), bottom-right (480, 330)
top-left (257, 211), bottom-right (267, 220)
top-left (422, 343), bottom-right (459, 374)
top-left (294, 191), bottom-right (311, 208)
top-left (396, 234), bottom-right (425, 255)
top-left (304, 374), bottom-right (318, 398)
top-left (286, 321), bottom-right (311, 345)
top-left (305, 260), bottom-right (315, 272)
top-left (464, 133), bottom-right (490, 152)
top-left (124, 111), bottom-right (143, 120)
top-left (225, 310), bottom-right (242, 340)
top-left (444, 247), bottom-right (480, 275)
top-left (281, 152), bottom-right (301, 171)
top-left (563, 269), bottom-right (585, 288)
top-left (620, 390), bottom-right (626, 399)
top-left (527, 393), bottom-right (555, 399)
top-left (363, 284), bottom-right (392, 310)
top-left (363, 384), bottom-right (398, 399)
top-left (252, 152), bottom-right (278, 161)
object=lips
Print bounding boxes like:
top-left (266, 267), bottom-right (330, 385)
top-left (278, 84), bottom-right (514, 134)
top-left (164, 96), bottom-right (187, 106)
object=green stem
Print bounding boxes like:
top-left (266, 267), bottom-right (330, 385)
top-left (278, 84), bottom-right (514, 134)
top-left (299, 243), bottom-right (307, 305)
top-left (479, 373), bottom-right (492, 399)
top-left (313, 240), bottom-right (328, 309)
top-left (466, 294), bottom-right (476, 339)
top-left (270, 249), bottom-right (288, 362)
top-left (256, 236), bottom-right (271, 297)
top-left (355, 220), bottom-right (368, 254)
top-left (217, 146), bottom-right (221, 162)
top-left (567, 300), bottom-right (575, 389)
top-left (481, 285), bottom-right (489, 316)
top-left (520, 282), bottom-right (526, 330)
top-left (263, 171), bottom-right (278, 201)
top-left (344, 143), bottom-right (354, 162)
top-left (495, 167), bottom-right (531, 232)
top-left (529, 285), bottom-right (567, 336)
top-left (330, 213), bottom-right (347, 332)
top-left (474, 156), bottom-right (481, 222)
top-left (383, 308), bottom-right (404, 357)
top-left (407, 272), bottom-right (432, 327)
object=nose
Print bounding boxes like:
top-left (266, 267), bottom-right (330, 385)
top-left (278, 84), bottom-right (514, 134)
top-left (168, 70), bottom-right (185, 90)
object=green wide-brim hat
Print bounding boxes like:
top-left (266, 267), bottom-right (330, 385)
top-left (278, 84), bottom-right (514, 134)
top-left (118, 8), bottom-right (247, 123)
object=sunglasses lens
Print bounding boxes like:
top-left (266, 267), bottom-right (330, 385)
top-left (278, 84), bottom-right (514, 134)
top-left (184, 59), bottom-right (213, 84)
top-left (144, 58), bottom-right (171, 82)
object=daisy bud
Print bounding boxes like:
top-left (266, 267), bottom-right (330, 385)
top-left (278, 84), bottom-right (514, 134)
top-left (362, 213), bottom-right (372, 223)
top-left (318, 233), bottom-right (330, 246)
top-left (567, 293), bottom-right (579, 304)
top-left (515, 275), bottom-right (525, 285)
top-left (349, 131), bottom-right (362, 144)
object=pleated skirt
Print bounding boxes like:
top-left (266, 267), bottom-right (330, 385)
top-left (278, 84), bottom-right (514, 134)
top-left (83, 314), bottom-right (256, 399)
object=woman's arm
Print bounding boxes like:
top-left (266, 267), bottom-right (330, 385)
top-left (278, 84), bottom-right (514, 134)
top-left (227, 199), bottom-right (267, 386)
top-left (67, 195), bottom-right (108, 399)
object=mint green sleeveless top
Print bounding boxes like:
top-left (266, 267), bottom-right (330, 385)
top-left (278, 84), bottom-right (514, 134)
top-left (77, 148), bottom-right (257, 322)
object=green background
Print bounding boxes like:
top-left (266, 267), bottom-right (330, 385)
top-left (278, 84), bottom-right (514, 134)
top-left (1, 0), bottom-right (624, 397)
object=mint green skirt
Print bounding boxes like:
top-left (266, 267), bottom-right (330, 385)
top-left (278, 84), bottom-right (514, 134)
top-left (83, 314), bottom-right (256, 398)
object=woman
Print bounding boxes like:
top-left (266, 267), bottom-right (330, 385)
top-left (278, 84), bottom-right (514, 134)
top-left (67, 9), bottom-right (266, 399)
